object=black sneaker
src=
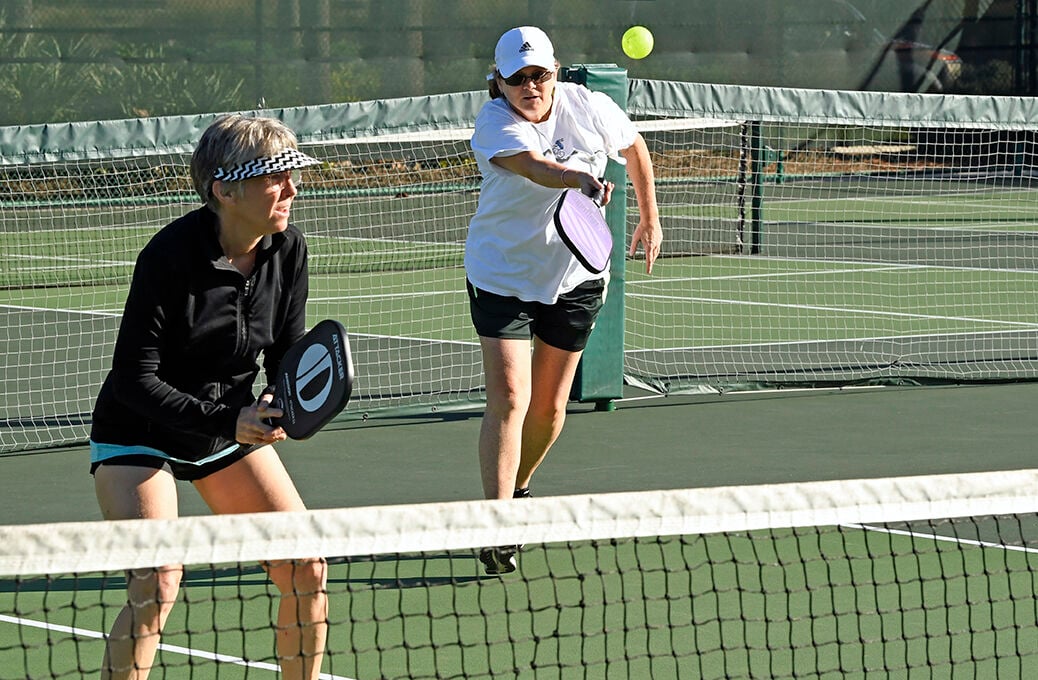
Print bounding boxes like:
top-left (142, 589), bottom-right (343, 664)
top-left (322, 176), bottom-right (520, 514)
top-left (478, 491), bottom-right (530, 574)
top-left (511, 488), bottom-right (532, 551)
top-left (479, 545), bottom-right (519, 575)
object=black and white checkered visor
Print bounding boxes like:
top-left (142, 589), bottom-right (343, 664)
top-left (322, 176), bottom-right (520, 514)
top-left (213, 147), bottom-right (321, 182)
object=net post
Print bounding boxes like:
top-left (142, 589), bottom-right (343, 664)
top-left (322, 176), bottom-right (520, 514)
top-left (749, 121), bottom-right (764, 254)
top-left (559, 64), bottom-right (627, 409)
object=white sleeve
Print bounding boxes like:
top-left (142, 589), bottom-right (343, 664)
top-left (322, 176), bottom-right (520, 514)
top-left (471, 102), bottom-right (542, 161)
top-left (588, 90), bottom-right (638, 156)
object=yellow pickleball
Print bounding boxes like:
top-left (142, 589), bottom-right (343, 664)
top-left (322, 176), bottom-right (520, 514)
top-left (622, 26), bottom-right (654, 60)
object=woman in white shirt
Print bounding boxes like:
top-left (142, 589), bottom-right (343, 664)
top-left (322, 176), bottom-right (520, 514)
top-left (466, 26), bottom-right (662, 574)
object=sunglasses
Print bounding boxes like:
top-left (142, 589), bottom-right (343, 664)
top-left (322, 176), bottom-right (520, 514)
top-left (501, 69), bottom-right (555, 87)
top-left (259, 169), bottom-right (302, 189)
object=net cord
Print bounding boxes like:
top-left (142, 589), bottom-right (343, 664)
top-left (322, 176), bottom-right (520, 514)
top-left (2, 469), bottom-right (1036, 577)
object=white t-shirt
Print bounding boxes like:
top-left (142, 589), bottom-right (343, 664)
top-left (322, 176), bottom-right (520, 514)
top-left (465, 81), bottom-right (638, 304)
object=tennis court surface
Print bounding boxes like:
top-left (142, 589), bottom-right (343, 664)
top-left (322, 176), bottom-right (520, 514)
top-left (3, 78), bottom-right (1038, 677)
top-left (2, 384), bottom-right (1038, 679)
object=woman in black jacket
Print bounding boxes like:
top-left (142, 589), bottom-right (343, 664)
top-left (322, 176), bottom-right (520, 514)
top-left (90, 114), bottom-right (327, 679)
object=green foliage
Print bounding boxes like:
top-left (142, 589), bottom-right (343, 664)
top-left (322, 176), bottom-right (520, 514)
top-left (326, 63), bottom-right (381, 105)
top-left (326, 38), bottom-right (381, 104)
top-left (110, 43), bottom-right (249, 118)
top-left (0, 22), bottom-right (105, 125)
top-left (0, 0), bottom-right (1028, 125)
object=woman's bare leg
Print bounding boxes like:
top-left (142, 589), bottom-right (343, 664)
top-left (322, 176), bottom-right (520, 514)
top-left (194, 447), bottom-right (328, 679)
top-left (94, 465), bottom-right (182, 680)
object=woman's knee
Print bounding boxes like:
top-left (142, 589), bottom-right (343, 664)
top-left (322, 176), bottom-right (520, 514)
top-left (526, 393), bottom-right (567, 423)
top-left (126, 565), bottom-right (183, 615)
top-left (265, 558), bottom-right (327, 597)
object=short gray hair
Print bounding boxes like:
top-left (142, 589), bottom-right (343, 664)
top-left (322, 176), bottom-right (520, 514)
top-left (190, 114), bottom-right (302, 210)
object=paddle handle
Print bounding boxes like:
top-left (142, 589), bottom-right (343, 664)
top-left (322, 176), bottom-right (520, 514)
top-left (582, 177), bottom-right (606, 207)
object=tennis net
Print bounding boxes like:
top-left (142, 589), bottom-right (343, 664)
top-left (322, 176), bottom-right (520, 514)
top-left (2, 469), bottom-right (1037, 678)
top-left (0, 94), bottom-right (736, 454)
top-left (0, 99), bottom-right (488, 454)
top-left (5, 80), bottom-right (1038, 454)
top-left (627, 82), bottom-right (1038, 393)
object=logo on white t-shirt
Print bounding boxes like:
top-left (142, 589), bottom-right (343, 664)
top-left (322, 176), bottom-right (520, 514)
top-left (547, 137), bottom-right (580, 164)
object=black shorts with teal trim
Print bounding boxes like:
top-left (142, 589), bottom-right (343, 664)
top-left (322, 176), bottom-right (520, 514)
top-left (89, 441), bottom-right (262, 482)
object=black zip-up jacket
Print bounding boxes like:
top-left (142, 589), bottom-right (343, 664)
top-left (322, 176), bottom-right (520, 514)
top-left (90, 206), bottom-right (308, 461)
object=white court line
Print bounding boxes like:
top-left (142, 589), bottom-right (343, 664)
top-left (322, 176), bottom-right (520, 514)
top-left (847, 524), bottom-right (1038, 555)
top-left (639, 264), bottom-right (917, 285)
top-left (626, 293), bottom-right (1038, 329)
top-left (789, 217), bottom-right (1038, 230)
top-left (642, 253), bottom-right (1038, 276)
top-left (309, 291), bottom-right (459, 301)
top-left (1, 301), bottom-right (482, 346)
top-left (338, 328), bottom-right (479, 347)
top-left (0, 613), bottom-right (355, 679)
top-left (769, 190), bottom-right (1038, 210)
top-left (6, 260), bottom-right (1034, 347)
top-left (0, 303), bottom-right (121, 318)
top-left (7, 252), bottom-right (135, 268)
top-left (618, 330), bottom-right (1038, 357)
top-left (307, 236), bottom-right (464, 248)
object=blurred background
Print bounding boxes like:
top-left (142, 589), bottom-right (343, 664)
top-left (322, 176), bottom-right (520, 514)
top-left (0, 0), bottom-right (1031, 125)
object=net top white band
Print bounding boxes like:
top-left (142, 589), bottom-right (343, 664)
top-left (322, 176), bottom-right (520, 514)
top-left (213, 147), bottom-right (321, 182)
top-left (3, 469), bottom-right (1037, 576)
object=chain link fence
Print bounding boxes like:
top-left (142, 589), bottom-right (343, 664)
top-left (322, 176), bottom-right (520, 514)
top-left (0, 0), bottom-right (1033, 126)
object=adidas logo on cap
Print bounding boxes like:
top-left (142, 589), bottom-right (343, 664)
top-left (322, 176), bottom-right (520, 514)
top-left (494, 27), bottom-right (556, 77)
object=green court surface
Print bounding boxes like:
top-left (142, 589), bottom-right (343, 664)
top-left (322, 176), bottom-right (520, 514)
top-left (3, 178), bottom-right (1038, 676)
top-left (6, 240), bottom-right (1038, 451)
top-left (2, 383), bottom-right (1038, 678)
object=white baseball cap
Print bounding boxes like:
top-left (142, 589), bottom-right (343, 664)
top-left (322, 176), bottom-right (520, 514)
top-left (494, 26), bottom-right (556, 78)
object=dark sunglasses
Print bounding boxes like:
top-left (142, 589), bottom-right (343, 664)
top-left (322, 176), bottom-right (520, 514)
top-left (501, 69), bottom-right (555, 87)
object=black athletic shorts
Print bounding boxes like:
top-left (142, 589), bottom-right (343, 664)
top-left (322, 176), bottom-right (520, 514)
top-left (466, 278), bottom-right (606, 352)
top-left (89, 441), bottom-right (262, 482)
